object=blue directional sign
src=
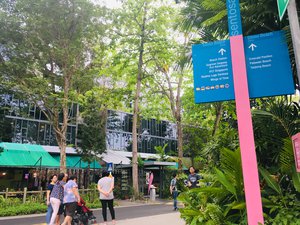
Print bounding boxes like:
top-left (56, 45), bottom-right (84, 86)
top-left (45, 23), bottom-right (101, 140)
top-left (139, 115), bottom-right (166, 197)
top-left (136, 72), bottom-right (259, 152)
top-left (193, 31), bottom-right (295, 103)
top-left (107, 162), bottom-right (113, 172)
top-left (192, 40), bottom-right (235, 103)
top-left (245, 30), bottom-right (295, 98)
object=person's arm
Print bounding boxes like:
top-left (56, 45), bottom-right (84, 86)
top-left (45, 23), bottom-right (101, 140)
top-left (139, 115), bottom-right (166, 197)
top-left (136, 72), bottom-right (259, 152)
top-left (170, 180), bottom-right (174, 194)
top-left (46, 189), bottom-right (50, 205)
top-left (187, 175), bottom-right (192, 187)
top-left (97, 182), bottom-right (109, 197)
top-left (108, 178), bottom-right (114, 194)
top-left (71, 184), bottom-right (80, 203)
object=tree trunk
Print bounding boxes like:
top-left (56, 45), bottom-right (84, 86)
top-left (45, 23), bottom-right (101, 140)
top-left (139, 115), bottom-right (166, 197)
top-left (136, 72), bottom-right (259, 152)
top-left (57, 134), bottom-right (67, 173)
top-left (177, 119), bottom-right (183, 171)
top-left (132, 2), bottom-right (147, 200)
top-left (212, 103), bottom-right (223, 137)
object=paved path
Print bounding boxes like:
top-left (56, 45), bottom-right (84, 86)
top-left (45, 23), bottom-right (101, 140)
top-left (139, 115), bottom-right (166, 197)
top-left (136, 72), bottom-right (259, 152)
top-left (116, 212), bottom-right (184, 225)
top-left (0, 202), bottom-right (185, 225)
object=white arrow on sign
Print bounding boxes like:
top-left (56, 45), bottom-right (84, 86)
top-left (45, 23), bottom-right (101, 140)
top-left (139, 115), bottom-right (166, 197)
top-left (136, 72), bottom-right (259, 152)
top-left (218, 48), bottom-right (226, 55)
top-left (249, 43), bottom-right (257, 51)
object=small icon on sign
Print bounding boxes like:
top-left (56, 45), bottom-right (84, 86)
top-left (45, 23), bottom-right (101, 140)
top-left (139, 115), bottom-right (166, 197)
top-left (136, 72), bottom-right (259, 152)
top-left (220, 85), bottom-right (225, 89)
top-left (225, 84), bottom-right (230, 88)
top-left (218, 48), bottom-right (226, 56)
top-left (211, 86), bottom-right (215, 90)
top-left (196, 87), bottom-right (201, 91)
top-left (201, 87), bottom-right (205, 91)
top-left (206, 86), bottom-right (210, 90)
top-left (249, 43), bottom-right (257, 51)
top-left (215, 85), bottom-right (220, 89)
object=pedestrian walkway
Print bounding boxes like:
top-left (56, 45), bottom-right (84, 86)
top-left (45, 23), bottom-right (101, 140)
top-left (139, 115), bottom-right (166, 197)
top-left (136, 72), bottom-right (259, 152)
top-left (0, 200), bottom-right (185, 225)
top-left (116, 212), bottom-right (185, 225)
top-left (31, 213), bottom-right (185, 225)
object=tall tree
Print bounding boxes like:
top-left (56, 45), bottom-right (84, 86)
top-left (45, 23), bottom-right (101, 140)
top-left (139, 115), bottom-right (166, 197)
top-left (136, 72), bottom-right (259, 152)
top-left (0, 0), bottom-right (106, 172)
top-left (109, 0), bottom-right (175, 198)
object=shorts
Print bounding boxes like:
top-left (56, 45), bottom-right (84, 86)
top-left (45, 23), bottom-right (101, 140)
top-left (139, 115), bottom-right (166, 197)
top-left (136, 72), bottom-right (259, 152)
top-left (57, 203), bottom-right (65, 215)
top-left (65, 202), bottom-right (78, 217)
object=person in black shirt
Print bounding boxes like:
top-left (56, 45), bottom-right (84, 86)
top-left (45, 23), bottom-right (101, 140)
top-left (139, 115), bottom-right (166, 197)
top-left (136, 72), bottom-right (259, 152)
top-left (187, 166), bottom-right (202, 188)
top-left (46, 174), bottom-right (57, 225)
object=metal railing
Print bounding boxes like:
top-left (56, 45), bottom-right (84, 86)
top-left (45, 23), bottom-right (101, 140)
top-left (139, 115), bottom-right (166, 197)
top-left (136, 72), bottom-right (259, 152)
top-left (0, 188), bottom-right (94, 204)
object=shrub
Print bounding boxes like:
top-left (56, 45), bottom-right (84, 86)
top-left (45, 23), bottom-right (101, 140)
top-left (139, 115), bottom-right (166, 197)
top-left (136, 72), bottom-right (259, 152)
top-left (0, 203), bottom-right (47, 217)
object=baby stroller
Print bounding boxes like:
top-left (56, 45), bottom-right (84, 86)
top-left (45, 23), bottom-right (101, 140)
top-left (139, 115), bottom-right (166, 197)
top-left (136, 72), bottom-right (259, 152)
top-left (72, 197), bottom-right (97, 225)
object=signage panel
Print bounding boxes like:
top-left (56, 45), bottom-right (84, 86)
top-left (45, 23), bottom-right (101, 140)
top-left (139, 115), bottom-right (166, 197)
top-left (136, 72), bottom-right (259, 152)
top-left (226, 0), bottom-right (243, 36)
top-left (193, 31), bottom-right (295, 103)
top-left (292, 133), bottom-right (300, 172)
top-left (245, 31), bottom-right (295, 98)
top-left (277, 0), bottom-right (290, 21)
top-left (107, 162), bottom-right (113, 172)
top-left (192, 40), bottom-right (235, 103)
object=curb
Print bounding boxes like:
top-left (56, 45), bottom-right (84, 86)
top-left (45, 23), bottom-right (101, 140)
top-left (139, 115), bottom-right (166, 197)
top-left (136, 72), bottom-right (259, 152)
top-left (0, 202), bottom-right (171, 221)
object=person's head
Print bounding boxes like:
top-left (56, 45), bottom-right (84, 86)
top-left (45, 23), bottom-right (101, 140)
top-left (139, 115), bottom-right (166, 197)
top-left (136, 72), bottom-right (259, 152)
top-left (63, 173), bottom-right (69, 182)
top-left (58, 173), bottom-right (65, 181)
top-left (173, 173), bottom-right (177, 179)
top-left (189, 166), bottom-right (196, 174)
top-left (69, 175), bottom-right (77, 182)
top-left (102, 170), bottom-right (109, 178)
top-left (49, 174), bottom-right (57, 183)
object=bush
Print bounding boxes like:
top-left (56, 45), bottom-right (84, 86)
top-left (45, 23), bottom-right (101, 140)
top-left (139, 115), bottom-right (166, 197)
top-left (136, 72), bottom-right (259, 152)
top-left (0, 202), bottom-right (47, 217)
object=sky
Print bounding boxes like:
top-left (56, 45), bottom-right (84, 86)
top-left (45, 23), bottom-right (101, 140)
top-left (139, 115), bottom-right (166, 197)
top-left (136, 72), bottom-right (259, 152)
top-left (94, 0), bottom-right (122, 8)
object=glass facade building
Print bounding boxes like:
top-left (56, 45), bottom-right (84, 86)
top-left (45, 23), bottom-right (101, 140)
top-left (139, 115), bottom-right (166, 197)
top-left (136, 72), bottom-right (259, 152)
top-left (0, 94), bottom-right (77, 145)
top-left (106, 110), bottom-right (178, 154)
top-left (0, 95), bottom-right (178, 154)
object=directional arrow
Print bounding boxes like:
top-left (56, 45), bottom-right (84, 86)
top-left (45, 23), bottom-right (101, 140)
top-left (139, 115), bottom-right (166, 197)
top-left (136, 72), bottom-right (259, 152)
top-left (218, 48), bottom-right (226, 55)
top-left (248, 43), bottom-right (257, 51)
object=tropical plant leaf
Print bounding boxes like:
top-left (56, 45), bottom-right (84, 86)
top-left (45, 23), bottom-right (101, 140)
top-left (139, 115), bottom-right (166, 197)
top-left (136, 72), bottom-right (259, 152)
top-left (214, 168), bottom-right (237, 198)
top-left (259, 167), bottom-right (282, 195)
top-left (292, 166), bottom-right (300, 192)
top-left (279, 138), bottom-right (295, 174)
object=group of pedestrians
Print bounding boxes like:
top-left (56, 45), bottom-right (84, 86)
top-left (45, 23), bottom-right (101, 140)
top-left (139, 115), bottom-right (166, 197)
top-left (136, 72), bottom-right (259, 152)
top-left (45, 170), bottom-right (116, 225)
top-left (169, 166), bottom-right (203, 211)
top-left (46, 173), bottom-right (81, 225)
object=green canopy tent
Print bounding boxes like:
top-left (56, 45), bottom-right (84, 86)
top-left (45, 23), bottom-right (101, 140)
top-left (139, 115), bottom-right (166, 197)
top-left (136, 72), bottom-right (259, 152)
top-left (52, 155), bottom-right (101, 169)
top-left (0, 142), bottom-right (59, 168)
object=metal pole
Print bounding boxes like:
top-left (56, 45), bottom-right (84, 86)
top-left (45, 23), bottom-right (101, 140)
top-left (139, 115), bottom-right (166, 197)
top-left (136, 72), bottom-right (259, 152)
top-left (288, 0), bottom-right (300, 88)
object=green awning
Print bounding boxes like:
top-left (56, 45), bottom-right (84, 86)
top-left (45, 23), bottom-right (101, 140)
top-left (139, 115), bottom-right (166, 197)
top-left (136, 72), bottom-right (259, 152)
top-left (0, 142), bottom-right (60, 167)
top-left (168, 162), bottom-right (188, 170)
top-left (53, 155), bottom-right (101, 169)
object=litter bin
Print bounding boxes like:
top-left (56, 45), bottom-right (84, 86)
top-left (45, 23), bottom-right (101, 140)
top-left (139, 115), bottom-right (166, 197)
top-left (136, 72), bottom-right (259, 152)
top-left (149, 185), bottom-right (156, 201)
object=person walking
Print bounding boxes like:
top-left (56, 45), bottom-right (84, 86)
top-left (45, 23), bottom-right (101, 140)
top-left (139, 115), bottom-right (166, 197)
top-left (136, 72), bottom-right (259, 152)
top-left (187, 166), bottom-right (202, 189)
top-left (61, 175), bottom-right (81, 225)
top-left (49, 173), bottom-right (65, 225)
top-left (46, 174), bottom-right (57, 225)
top-left (98, 170), bottom-right (116, 225)
top-left (56, 173), bottom-right (68, 224)
top-left (170, 173), bottom-right (178, 211)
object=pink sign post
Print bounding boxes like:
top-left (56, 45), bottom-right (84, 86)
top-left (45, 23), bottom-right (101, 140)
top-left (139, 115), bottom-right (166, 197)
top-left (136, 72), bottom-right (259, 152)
top-left (226, 1), bottom-right (264, 224)
top-left (292, 133), bottom-right (300, 172)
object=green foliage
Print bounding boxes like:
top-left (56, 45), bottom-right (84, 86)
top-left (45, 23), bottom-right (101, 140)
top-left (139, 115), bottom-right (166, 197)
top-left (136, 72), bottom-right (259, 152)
top-left (154, 144), bottom-right (169, 161)
top-left (264, 193), bottom-right (300, 225)
top-left (0, 203), bottom-right (47, 217)
top-left (0, 196), bottom-right (47, 216)
top-left (179, 148), bottom-right (246, 224)
top-left (259, 167), bottom-right (282, 195)
top-left (77, 90), bottom-right (108, 158)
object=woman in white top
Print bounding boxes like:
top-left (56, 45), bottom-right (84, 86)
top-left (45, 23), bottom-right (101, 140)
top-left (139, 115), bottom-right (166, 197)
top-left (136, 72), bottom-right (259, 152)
top-left (97, 170), bottom-right (115, 225)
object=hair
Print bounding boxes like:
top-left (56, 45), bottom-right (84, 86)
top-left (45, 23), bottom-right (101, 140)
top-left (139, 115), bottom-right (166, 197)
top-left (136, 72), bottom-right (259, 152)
top-left (69, 175), bottom-right (77, 181)
top-left (189, 166), bottom-right (196, 172)
top-left (102, 170), bottom-right (109, 177)
top-left (58, 173), bottom-right (65, 181)
top-left (49, 174), bottom-right (57, 183)
top-left (172, 173), bottom-right (177, 178)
